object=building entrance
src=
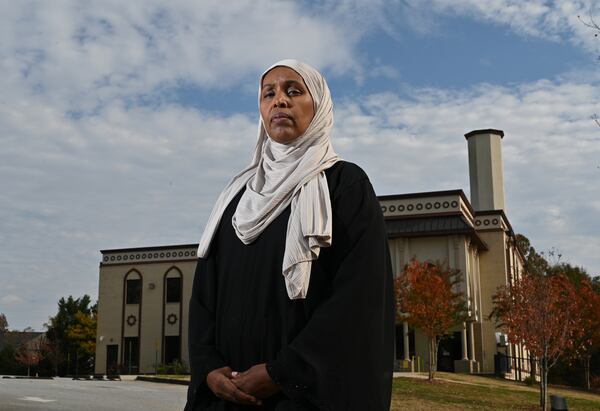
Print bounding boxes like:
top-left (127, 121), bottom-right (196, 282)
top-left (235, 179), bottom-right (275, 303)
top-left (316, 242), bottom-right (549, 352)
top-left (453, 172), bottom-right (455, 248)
top-left (437, 332), bottom-right (461, 372)
top-left (106, 345), bottom-right (118, 376)
top-left (123, 337), bottom-right (139, 374)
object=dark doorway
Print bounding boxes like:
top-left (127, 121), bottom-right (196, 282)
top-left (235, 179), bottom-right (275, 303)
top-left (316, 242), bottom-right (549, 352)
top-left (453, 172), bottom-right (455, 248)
top-left (123, 337), bottom-right (139, 374)
top-left (437, 332), bottom-right (461, 372)
top-left (164, 336), bottom-right (181, 365)
top-left (106, 345), bottom-right (118, 376)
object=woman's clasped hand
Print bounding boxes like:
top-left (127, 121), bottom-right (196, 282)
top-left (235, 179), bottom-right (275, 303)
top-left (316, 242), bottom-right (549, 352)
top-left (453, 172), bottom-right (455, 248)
top-left (206, 364), bottom-right (279, 406)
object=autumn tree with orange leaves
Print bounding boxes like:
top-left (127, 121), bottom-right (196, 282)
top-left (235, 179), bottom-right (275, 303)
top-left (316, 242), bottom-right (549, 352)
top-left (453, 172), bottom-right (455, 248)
top-left (493, 273), bottom-right (582, 411)
top-left (395, 259), bottom-right (468, 381)
top-left (14, 336), bottom-right (46, 377)
top-left (567, 279), bottom-right (600, 390)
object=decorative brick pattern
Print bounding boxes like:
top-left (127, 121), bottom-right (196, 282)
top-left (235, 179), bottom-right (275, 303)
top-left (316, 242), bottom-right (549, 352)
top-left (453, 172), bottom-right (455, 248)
top-left (101, 246), bottom-right (198, 265)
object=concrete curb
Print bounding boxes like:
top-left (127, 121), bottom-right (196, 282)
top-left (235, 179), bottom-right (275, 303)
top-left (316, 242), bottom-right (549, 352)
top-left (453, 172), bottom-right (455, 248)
top-left (136, 376), bottom-right (190, 386)
top-left (1, 376), bottom-right (54, 380)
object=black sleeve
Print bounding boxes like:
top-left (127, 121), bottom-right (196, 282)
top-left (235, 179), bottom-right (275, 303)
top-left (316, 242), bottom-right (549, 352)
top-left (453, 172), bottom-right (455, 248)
top-left (266, 175), bottom-right (395, 411)
top-left (185, 256), bottom-right (228, 408)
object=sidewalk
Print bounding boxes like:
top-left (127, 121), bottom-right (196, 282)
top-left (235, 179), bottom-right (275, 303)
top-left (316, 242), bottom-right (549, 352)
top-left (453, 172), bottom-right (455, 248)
top-left (393, 372), bottom-right (428, 379)
top-left (136, 375), bottom-right (190, 385)
top-left (393, 372), bottom-right (481, 386)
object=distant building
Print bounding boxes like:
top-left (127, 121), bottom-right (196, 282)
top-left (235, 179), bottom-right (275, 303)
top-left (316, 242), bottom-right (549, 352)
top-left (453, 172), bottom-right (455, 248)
top-left (95, 245), bottom-right (197, 375)
top-left (382, 129), bottom-right (529, 377)
top-left (95, 129), bottom-right (530, 379)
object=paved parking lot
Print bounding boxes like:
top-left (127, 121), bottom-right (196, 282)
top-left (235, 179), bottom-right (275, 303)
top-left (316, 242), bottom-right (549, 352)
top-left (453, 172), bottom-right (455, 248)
top-left (0, 377), bottom-right (188, 411)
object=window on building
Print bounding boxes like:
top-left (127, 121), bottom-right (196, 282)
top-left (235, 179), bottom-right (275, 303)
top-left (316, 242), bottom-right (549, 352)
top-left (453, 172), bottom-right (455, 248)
top-left (166, 277), bottom-right (181, 303)
top-left (164, 335), bottom-right (181, 365)
top-left (126, 279), bottom-right (141, 304)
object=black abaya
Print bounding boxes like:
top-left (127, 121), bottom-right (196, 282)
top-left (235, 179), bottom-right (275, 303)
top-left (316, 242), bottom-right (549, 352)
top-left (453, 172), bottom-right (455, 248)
top-left (185, 161), bottom-right (394, 411)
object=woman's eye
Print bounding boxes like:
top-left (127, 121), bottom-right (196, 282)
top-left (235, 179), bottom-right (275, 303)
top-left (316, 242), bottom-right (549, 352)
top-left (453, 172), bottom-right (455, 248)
top-left (263, 91), bottom-right (274, 98)
top-left (287, 88), bottom-right (302, 96)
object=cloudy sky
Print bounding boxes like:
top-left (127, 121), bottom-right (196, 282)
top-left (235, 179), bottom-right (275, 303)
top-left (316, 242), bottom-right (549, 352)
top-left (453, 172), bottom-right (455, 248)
top-left (1, 0), bottom-right (599, 331)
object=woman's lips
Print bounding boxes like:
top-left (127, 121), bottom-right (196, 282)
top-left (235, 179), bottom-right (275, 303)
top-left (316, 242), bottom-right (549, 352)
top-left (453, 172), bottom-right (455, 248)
top-left (271, 113), bottom-right (292, 124)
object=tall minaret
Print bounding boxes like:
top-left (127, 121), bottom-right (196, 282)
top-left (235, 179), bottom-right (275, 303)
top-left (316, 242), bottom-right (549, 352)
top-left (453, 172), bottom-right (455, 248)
top-left (464, 129), bottom-right (505, 211)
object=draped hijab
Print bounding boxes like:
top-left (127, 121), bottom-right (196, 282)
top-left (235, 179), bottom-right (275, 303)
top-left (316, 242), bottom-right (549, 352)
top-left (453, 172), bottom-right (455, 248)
top-left (197, 59), bottom-right (340, 299)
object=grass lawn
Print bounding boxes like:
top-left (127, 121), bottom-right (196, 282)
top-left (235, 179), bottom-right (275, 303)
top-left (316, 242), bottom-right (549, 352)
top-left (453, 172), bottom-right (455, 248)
top-left (391, 372), bottom-right (600, 410)
top-left (146, 372), bottom-right (600, 410)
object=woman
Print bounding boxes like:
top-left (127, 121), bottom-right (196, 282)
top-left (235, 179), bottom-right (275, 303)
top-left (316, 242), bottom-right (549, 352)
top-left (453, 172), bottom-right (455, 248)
top-left (185, 60), bottom-right (394, 411)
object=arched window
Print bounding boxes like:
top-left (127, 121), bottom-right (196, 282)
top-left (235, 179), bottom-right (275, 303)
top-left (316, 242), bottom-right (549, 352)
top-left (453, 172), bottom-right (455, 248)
top-left (162, 267), bottom-right (183, 365)
top-left (124, 270), bottom-right (142, 305)
top-left (121, 269), bottom-right (142, 374)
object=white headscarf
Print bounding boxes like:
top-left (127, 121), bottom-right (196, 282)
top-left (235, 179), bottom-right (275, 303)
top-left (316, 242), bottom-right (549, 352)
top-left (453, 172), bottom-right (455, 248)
top-left (197, 59), bottom-right (340, 299)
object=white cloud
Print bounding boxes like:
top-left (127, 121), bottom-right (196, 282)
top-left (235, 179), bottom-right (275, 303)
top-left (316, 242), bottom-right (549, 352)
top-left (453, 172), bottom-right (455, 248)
top-left (309, 0), bottom-right (600, 56)
top-left (1, 295), bottom-right (24, 306)
top-left (0, 1), bottom-right (360, 113)
top-left (414, 0), bottom-right (599, 52)
top-left (0, 93), bottom-right (261, 329)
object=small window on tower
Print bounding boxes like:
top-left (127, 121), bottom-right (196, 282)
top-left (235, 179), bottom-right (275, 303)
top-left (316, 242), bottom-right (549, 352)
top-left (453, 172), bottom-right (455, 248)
top-left (166, 277), bottom-right (181, 303)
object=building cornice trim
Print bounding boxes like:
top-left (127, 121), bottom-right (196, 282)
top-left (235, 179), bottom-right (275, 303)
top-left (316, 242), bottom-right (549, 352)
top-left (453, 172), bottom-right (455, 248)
top-left (464, 129), bottom-right (504, 139)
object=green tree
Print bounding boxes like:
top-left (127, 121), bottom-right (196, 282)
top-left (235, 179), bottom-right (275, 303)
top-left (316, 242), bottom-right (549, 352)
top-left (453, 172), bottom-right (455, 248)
top-left (0, 345), bottom-right (23, 374)
top-left (66, 311), bottom-right (97, 357)
top-left (593, 276), bottom-right (600, 294)
top-left (45, 295), bottom-right (96, 376)
top-left (548, 262), bottom-right (591, 285)
top-left (0, 313), bottom-right (8, 332)
top-left (515, 234), bottom-right (550, 276)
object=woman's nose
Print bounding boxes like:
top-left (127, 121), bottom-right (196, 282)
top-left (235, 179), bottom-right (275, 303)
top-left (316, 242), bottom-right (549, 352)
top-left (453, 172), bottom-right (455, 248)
top-left (274, 92), bottom-right (289, 107)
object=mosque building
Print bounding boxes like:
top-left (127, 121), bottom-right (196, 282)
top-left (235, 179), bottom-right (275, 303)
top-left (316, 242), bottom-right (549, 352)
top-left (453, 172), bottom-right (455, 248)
top-left (94, 129), bottom-right (530, 379)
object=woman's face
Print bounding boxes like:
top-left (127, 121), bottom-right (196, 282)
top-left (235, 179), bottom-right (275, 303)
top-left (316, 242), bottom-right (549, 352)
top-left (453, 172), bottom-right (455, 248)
top-left (260, 66), bottom-right (315, 144)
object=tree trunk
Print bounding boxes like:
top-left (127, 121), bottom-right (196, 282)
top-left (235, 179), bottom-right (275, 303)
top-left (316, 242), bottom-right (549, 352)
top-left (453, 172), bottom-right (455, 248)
top-left (539, 356), bottom-right (548, 411)
top-left (584, 355), bottom-right (591, 390)
top-left (428, 337), bottom-right (435, 381)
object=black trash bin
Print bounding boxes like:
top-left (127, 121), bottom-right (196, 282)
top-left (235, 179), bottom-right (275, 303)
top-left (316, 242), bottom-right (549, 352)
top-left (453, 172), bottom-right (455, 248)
top-left (550, 395), bottom-right (568, 411)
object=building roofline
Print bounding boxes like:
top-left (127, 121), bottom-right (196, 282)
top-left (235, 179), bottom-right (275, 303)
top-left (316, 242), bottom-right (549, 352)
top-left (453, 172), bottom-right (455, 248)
top-left (100, 243), bottom-right (199, 254)
top-left (464, 129), bottom-right (504, 139)
top-left (378, 189), bottom-right (468, 201)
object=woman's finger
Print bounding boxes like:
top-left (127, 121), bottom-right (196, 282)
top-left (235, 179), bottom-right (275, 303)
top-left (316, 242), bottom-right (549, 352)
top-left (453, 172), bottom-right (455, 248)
top-left (231, 386), bottom-right (260, 405)
top-left (218, 377), bottom-right (258, 405)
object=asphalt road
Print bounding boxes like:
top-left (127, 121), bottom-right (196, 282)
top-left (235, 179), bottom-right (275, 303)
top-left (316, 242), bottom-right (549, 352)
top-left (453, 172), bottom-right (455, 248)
top-left (0, 377), bottom-right (188, 411)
